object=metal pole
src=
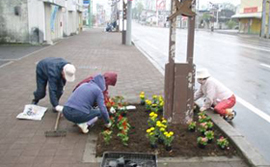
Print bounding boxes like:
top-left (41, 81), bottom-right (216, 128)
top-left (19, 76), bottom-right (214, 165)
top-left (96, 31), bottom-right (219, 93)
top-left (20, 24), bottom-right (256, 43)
top-left (261, 0), bottom-right (267, 37)
top-left (126, 0), bottom-right (132, 45)
top-left (122, 0), bottom-right (126, 44)
top-left (216, 9), bottom-right (219, 29)
top-left (268, 1), bottom-right (270, 38)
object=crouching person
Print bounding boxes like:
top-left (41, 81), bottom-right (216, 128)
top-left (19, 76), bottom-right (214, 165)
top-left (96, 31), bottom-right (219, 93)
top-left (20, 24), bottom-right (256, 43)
top-left (62, 74), bottom-right (111, 133)
top-left (194, 69), bottom-right (236, 121)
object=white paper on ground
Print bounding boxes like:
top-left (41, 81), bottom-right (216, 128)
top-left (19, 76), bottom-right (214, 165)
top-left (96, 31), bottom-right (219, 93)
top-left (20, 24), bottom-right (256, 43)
top-left (126, 105), bottom-right (136, 110)
top-left (16, 104), bottom-right (48, 121)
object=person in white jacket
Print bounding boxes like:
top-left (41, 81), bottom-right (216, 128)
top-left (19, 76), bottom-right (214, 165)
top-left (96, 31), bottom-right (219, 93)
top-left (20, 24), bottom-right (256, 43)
top-left (194, 69), bottom-right (236, 120)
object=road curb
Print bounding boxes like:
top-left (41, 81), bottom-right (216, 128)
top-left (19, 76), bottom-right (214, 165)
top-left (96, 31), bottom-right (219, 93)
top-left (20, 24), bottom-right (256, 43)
top-left (207, 112), bottom-right (270, 167)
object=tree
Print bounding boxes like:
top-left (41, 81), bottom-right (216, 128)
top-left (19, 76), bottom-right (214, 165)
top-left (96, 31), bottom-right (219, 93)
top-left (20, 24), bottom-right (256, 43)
top-left (136, 2), bottom-right (144, 20)
top-left (202, 13), bottom-right (211, 23)
top-left (226, 20), bottom-right (238, 29)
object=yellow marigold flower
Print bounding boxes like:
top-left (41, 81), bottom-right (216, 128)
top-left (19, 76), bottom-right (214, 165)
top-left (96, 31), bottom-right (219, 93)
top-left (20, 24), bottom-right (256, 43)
top-left (162, 120), bottom-right (167, 124)
top-left (150, 127), bottom-right (155, 131)
top-left (146, 100), bottom-right (152, 105)
top-left (146, 129), bottom-right (152, 133)
top-left (149, 112), bottom-right (155, 117)
top-left (152, 104), bottom-right (157, 107)
top-left (140, 94), bottom-right (145, 98)
top-left (169, 131), bottom-right (174, 136)
top-left (164, 132), bottom-right (168, 135)
top-left (140, 91), bottom-right (145, 95)
top-left (149, 132), bottom-right (154, 136)
top-left (153, 95), bottom-right (157, 99)
top-left (160, 128), bottom-right (165, 132)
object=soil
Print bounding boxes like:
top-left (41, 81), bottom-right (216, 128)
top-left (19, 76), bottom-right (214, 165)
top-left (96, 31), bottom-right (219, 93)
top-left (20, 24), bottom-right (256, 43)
top-left (94, 104), bottom-right (238, 157)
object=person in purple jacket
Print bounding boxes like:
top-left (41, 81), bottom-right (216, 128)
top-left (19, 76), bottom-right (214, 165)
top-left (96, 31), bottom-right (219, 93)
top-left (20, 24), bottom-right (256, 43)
top-left (62, 74), bottom-right (111, 134)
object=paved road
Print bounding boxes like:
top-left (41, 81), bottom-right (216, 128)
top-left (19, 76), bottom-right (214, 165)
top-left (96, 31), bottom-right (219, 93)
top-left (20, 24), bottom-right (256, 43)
top-left (132, 21), bottom-right (270, 163)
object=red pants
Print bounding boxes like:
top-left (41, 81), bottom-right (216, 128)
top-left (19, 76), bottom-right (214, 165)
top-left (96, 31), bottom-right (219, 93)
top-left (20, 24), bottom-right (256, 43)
top-left (214, 95), bottom-right (236, 116)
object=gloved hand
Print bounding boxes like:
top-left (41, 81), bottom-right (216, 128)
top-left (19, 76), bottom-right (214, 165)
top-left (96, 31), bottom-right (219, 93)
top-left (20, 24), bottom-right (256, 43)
top-left (200, 106), bottom-right (207, 112)
top-left (55, 105), bottom-right (64, 112)
top-left (110, 107), bottom-right (116, 114)
top-left (105, 121), bottom-right (112, 128)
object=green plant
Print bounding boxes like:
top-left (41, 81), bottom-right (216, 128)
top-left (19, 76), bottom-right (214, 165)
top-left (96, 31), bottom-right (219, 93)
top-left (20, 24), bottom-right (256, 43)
top-left (206, 121), bottom-right (213, 129)
top-left (217, 136), bottom-right (229, 149)
top-left (158, 96), bottom-right (164, 112)
top-left (198, 122), bottom-right (208, 134)
top-left (197, 136), bottom-right (208, 146)
top-left (146, 127), bottom-right (157, 145)
top-left (198, 114), bottom-right (211, 123)
top-left (145, 99), bottom-right (152, 111)
top-left (198, 111), bottom-right (206, 117)
top-left (117, 117), bottom-right (130, 132)
top-left (156, 120), bottom-right (167, 140)
top-left (140, 91), bottom-right (145, 104)
top-left (204, 131), bottom-right (214, 141)
top-left (102, 130), bottom-right (112, 145)
top-left (163, 131), bottom-right (174, 147)
top-left (117, 131), bottom-right (129, 146)
top-left (148, 112), bottom-right (158, 127)
top-left (188, 121), bottom-right (196, 131)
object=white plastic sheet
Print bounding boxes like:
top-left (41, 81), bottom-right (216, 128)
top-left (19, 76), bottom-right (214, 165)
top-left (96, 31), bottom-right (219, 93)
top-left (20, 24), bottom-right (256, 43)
top-left (16, 104), bottom-right (48, 121)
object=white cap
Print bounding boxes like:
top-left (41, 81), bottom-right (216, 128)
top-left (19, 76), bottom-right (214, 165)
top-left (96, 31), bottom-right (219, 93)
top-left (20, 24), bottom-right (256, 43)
top-left (196, 68), bottom-right (210, 79)
top-left (63, 64), bottom-right (76, 82)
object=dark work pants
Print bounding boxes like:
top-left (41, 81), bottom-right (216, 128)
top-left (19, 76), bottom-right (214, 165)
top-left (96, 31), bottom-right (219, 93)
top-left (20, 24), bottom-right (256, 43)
top-left (33, 70), bottom-right (47, 103)
top-left (33, 71), bottom-right (63, 105)
top-left (63, 106), bottom-right (101, 124)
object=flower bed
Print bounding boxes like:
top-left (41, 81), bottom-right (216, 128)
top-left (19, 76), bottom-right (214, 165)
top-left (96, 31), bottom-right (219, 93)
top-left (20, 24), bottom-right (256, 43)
top-left (95, 104), bottom-right (238, 157)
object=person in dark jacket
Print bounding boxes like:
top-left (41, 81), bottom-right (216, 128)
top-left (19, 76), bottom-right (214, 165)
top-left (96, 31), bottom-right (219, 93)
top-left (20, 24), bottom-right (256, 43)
top-left (62, 74), bottom-right (111, 134)
top-left (32, 57), bottom-right (76, 112)
top-left (73, 72), bottom-right (117, 103)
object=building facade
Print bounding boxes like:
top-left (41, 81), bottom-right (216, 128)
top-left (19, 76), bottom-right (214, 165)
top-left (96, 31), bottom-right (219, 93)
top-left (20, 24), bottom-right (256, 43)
top-left (0, 0), bottom-right (83, 44)
top-left (232, 0), bottom-right (269, 35)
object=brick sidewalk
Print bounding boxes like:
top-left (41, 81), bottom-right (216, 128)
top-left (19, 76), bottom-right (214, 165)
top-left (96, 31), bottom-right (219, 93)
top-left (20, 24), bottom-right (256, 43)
top-left (0, 29), bottom-right (164, 167)
top-left (0, 29), bottom-right (247, 167)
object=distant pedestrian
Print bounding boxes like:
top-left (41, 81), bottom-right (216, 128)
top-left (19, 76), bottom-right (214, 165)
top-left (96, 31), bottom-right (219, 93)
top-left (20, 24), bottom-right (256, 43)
top-left (32, 57), bottom-right (76, 112)
top-left (61, 74), bottom-right (111, 134)
top-left (194, 68), bottom-right (236, 121)
top-left (73, 72), bottom-right (117, 103)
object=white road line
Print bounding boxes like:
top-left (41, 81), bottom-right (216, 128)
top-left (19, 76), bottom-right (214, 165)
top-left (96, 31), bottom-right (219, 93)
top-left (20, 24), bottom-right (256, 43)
top-left (0, 61), bottom-right (13, 68)
top-left (260, 63), bottom-right (270, 69)
top-left (236, 95), bottom-right (270, 123)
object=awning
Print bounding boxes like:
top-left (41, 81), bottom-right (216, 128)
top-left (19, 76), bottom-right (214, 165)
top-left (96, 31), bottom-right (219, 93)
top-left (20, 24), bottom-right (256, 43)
top-left (232, 13), bottom-right (262, 19)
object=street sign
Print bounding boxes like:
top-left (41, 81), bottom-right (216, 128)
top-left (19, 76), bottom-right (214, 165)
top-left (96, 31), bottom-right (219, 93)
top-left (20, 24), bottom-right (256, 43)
top-left (83, 0), bottom-right (90, 4)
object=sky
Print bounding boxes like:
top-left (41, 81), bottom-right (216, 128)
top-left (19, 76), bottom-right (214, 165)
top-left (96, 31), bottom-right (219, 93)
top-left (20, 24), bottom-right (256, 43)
top-left (199, 0), bottom-right (241, 6)
top-left (92, 0), bottom-right (241, 13)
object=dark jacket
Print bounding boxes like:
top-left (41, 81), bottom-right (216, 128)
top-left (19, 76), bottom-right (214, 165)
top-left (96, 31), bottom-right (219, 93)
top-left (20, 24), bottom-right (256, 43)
top-left (36, 57), bottom-right (68, 107)
top-left (65, 74), bottom-right (110, 123)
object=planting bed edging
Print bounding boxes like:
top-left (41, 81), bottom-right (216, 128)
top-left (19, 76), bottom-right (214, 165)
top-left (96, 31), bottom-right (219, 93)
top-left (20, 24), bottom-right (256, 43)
top-left (207, 111), bottom-right (270, 167)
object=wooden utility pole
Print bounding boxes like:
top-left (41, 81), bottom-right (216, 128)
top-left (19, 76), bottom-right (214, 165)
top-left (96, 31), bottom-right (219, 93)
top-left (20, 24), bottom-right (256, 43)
top-left (164, 0), bottom-right (196, 124)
